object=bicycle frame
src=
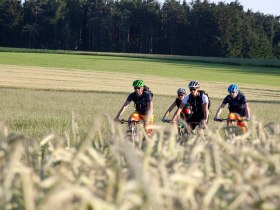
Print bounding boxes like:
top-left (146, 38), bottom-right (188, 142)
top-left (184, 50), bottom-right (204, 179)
top-left (164, 119), bottom-right (200, 143)
top-left (119, 119), bottom-right (143, 143)
top-left (215, 113), bottom-right (247, 136)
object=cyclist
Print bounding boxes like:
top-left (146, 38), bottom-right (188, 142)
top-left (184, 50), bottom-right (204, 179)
top-left (171, 81), bottom-right (209, 132)
top-left (161, 87), bottom-right (192, 122)
top-left (214, 84), bottom-right (250, 131)
top-left (114, 80), bottom-right (153, 135)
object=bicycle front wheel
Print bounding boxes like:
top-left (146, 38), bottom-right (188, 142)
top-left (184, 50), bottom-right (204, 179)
top-left (221, 125), bottom-right (244, 138)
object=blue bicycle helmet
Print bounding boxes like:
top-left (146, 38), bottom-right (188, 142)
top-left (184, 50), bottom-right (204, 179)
top-left (228, 84), bottom-right (238, 93)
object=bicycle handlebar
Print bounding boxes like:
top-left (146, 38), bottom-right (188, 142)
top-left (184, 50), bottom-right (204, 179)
top-left (163, 119), bottom-right (200, 125)
top-left (118, 119), bottom-right (144, 124)
top-left (214, 118), bottom-right (228, 122)
top-left (214, 117), bottom-right (246, 122)
top-left (163, 119), bottom-right (172, 123)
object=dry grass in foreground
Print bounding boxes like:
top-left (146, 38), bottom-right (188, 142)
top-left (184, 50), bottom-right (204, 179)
top-left (0, 116), bottom-right (280, 210)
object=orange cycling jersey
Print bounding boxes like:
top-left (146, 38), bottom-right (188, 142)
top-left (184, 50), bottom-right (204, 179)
top-left (228, 112), bottom-right (247, 133)
top-left (129, 112), bottom-right (154, 135)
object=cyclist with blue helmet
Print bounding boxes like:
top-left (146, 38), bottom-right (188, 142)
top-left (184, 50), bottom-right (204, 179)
top-left (114, 80), bottom-right (154, 135)
top-left (214, 84), bottom-right (250, 122)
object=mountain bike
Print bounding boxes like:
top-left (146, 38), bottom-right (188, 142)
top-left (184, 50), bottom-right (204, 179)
top-left (215, 113), bottom-right (248, 138)
top-left (118, 119), bottom-right (144, 143)
top-left (163, 119), bottom-right (200, 144)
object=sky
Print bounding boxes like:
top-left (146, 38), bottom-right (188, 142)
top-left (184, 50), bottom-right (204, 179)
top-left (179, 0), bottom-right (280, 16)
top-left (208, 0), bottom-right (279, 16)
top-left (20, 0), bottom-right (280, 16)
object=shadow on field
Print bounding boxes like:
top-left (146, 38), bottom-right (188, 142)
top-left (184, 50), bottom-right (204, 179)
top-left (70, 55), bottom-right (280, 77)
top-left (249, 100), bottom-right (280, 104)
top-left (142, 58), bottom-right (280, 76)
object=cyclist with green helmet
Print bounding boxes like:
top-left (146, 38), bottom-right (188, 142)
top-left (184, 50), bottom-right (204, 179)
top-left (114, 80), bottom-right (154, 135)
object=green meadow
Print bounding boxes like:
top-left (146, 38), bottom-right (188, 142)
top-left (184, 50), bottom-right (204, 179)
top-left (0, 88), bottom-right (279, 139)
top-left (0, 51), bottom-right (279, 138)
top-left (0, 52), bottom-right (279, 86)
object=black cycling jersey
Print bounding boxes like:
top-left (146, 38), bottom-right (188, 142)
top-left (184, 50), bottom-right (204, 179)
top-left (222, 91), bottom-right (247, 116)
top-left (184, 92), bottom-right (209, 128)
top-left (127, 91), bottom-right (152, 115)
top-left (188, 92), bottom-right (204, 113)
top-left (175, 98), bottom-right (182, 107)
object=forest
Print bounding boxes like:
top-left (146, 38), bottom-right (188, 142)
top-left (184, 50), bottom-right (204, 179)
top-left (0, 0), bottom-right (280, 59)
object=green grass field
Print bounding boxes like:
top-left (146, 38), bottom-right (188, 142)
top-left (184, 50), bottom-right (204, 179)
top-left (0, 88), bottom-right (279, 139)
top-left (0, 51), bottom-right (279, 138)
top-left (0, 52), bottom-right (280, 137)
top-left (1, 52), bottom-right (280, 86)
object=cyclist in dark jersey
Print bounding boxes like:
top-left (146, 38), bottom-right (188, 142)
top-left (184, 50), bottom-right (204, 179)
top-left (171, 81), bottom-right (209, 131)
top-left (214, 84), bottom-right (250, 127)
top-left (114, 80), bottom-right (153, 134)
top-left (161, 87), bottom-right (192, 122)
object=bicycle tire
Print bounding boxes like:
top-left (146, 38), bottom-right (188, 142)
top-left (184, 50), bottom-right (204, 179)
top-left (126, 123), bottom-right (137, 143)
top-left (221, 125), bottom-right (244, 138)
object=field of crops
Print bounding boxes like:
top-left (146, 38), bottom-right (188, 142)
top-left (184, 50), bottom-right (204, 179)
top-left (0, 51), bottom-right (280, 210)
top-left (1, 113), bottom-right (280, 210)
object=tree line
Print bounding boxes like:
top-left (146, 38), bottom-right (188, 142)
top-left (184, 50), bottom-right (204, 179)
top-left (1, 0), bottom-right (280, 59)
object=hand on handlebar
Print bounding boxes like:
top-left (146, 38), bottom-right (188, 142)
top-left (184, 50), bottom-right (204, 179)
top-left (214, 117), bottom-right (220, 121)
top-left (199, 119), bottom-right (207, 129)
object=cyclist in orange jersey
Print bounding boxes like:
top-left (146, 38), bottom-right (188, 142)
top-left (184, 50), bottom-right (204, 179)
top-left (214, 84), bottom-right (250, 131)
top-left (114, 80), bottom-right (153, 135)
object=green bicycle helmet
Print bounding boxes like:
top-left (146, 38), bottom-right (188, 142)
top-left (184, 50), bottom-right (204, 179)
top-left (132, 80), bottom-right (145, 87)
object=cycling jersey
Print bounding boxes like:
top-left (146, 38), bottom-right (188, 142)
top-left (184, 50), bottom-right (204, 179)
top-left (127, 91), bottom-right (152, 115)
top-left (181, 92), bottom-right (209, 129)
top-left (182, 93), bottom-right (209, 112)
top-left (175, 98), bottom-right (192, 118)
top-left (222, 91), bottom-right (247, 116)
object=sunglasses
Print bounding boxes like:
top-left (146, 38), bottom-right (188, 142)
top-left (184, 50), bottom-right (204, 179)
top-left (178, 94), bottom-right (184, 97)
top-left (134, 87), bottom-right (141, 90)
top-left (229, 91), bottom-right (236, 94)
top-left (189, 88), bottom-right (197, 91)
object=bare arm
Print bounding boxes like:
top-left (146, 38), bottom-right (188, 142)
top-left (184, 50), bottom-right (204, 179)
top-left (214, 103), bottom-right (226, 119)
top-left (171, 102), bottom-right (184, 124)
top-left (162, 101), bottom-right (177, 119)
top-left (145, 100), bottom-right (153, 123)
top-left (202, 102), bottom-right (209, 122)
top-left (114, 100), bottom-right (131, 122)
top-left (148, 100), bottom-right (153, 115)
top-left (245, 103), bottom-right (250, 119)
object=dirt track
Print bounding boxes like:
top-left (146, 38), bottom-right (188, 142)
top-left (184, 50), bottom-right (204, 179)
top-left (0, 64), bottom-right (279, 102)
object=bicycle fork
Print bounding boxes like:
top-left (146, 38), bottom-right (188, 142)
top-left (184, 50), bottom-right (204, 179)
top-left (127, 122), bottom-right (137, 143)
